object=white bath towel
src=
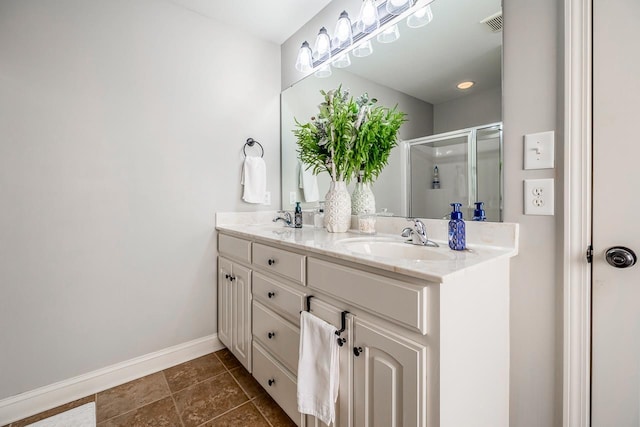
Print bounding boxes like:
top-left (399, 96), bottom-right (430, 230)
top-left (297, 311), bottom-right (340, 426)
top-left (241, 156), bottom-right (267, 203)
top-left (299, 162), bottom-right (320, 203)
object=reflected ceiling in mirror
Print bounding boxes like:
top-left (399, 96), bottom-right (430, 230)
top-left (281, 0), bottom-right (503, 219)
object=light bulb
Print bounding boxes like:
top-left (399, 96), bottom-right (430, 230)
top-left (407, 4), bottom-right (434, 28)
top-left (295, 41), bottom-right (313, 72)
top-left (386, 0), bottom-right (413, 15)
top-left (313, 27), bottom-right (332, 62)
top-left (333, 11), bottom-right (353, 50)
top-left (356, 0), bottom-right (380, 34)
top-left (377, 24), bottom-right (400, 43)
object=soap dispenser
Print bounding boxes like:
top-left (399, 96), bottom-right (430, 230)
top-left (448, 203), bottom-right (466, 250)
top-left (473, 201), bottom-right (486, 221)
top-left (294, 202), bottom-right (303, 228)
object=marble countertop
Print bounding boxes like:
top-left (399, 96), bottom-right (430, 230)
top-left (216, 212), bottom-right (519, 283)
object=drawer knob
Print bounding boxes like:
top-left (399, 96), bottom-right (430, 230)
top-left (268, 378), bottom-right (275, 386)
top-left (267, 291), bottom-right (276, 298)
top-left (267, 258), bottom-right (276, 266)
top-left (268, 331), bottom-right (276, 339)
top-left (353, 346), bottom-right (363, 357)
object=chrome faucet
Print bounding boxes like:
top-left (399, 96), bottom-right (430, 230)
top-left (273, 211), bottom-right (293, 227)
top-left (401, 218), bottom-right (439, 247)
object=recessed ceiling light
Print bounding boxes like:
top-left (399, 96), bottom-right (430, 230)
top-left (457, 81), bottom-right (475, 90)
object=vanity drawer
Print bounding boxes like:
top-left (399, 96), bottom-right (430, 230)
top-left (218, 234), bottom-right (251, 264)
top-left (253, 342), bottom-right (301, 426)
top-left (307, 257), bottom-right (429, 334)
top-left (253, 301), bottom-right (300, 373)
top-left (253, 243), bottom-right (305, 284)
top-left (253, 272), bottom-right (306, 325)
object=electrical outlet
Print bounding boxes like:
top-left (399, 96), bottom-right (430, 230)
top-left (263, 191), bottom-right (271, 206)
top-left (289, 191), bottom-right (297, 205)
top-left (524, 178), bottom-right (554, 215)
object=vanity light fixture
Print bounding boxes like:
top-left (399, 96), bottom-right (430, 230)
top-left (352, 39), bottom-right (374, 58)
top-left (313, 27), bottom-right (332, 62)
top-left (386, 0), bottom-right (414, 16)
top-left (295, 0), bottom-right (436, 77)
top-left (457, 81), bottom-right (475, 90)
top-left (295, 41), bottom-right (313, 72)
top-left (333, 11), bottom-right (353, 49)
top-left (377, 23), bottom-right (400, 43)
top-left (356, 0), bottom-right (380, 34)
top-left (407, 3), bottom-right (434, 28)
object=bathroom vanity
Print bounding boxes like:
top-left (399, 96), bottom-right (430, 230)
top-left (216, 212), bottom-right (518, 427)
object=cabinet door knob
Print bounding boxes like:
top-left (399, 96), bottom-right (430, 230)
top-left (353, 346), bottom-right (363, 357)
top-left (268, 331), bottom-right (276, 339)
top-left (225, 274), bottom-right (230, 279)
top-left (268, 291), bottom-right (276, 298)
top-left (268, 378), bottom-right (275, 386)
top-left (229, 276), bottom-right (235, 282)
top-left (268, 258), bottom-right (276, 266)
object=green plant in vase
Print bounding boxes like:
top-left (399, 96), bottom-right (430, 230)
top-left (294, 86), bottom-right (406, 231)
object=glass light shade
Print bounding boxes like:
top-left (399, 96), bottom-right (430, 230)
top-left (313, 27), bottom-right (332, 62)
top-left (352, 39), bottom-right (374, 57)
top-left (314, 63), bottom-right (332, 78)
top-left (333, 52), bottom-right (351, 68)
top-left (356, 0), bottom-right (380, 34)
top-left (407, 4), bottom-right (434, 28)
top-left (386, 0), bottom-right (413, 15)
top-left (295, 41), bottom-right (313, 72)
top-left (377, 24), bottom-right (400, 43)
top-left (333, 11), bottom-right (353, 50)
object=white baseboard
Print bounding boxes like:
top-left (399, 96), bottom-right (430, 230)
top-left (0, 334), bottom-right (223, 425)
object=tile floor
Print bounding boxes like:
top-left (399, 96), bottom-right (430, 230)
top-left (5, 349), bottom-right (296, 427)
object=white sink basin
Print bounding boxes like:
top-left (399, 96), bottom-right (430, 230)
top-left (337, 237), bottom-right (455, 261)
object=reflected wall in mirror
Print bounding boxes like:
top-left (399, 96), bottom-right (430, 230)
top-left (281, 0), bottom-right (503, 220)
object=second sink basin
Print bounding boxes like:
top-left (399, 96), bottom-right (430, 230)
top-left (337, 237), bottom-right (455, 261)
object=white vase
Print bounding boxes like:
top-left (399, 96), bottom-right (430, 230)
top-left (324, 181), bottom-right (352, 232)
top-left (351, 181), bottom-right (376, 215)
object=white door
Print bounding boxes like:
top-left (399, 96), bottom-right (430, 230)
top-left (592, 0), bottom-right (640, 424)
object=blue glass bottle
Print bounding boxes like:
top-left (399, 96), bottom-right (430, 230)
top-left (473, 201), bottom-right (486, 221)
top-left (448, 203), bottom-right (466, 250)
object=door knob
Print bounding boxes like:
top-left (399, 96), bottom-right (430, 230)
top-left (605, 246), bottom-right (637, 268)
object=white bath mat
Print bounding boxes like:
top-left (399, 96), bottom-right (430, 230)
top-left (26, 402), bottom-right (96, 427)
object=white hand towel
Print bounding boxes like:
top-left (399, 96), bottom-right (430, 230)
top-left (297, 311), bottom-right (340, 426)
top-left (299, 162), bottom-right (320, 203)
top-left (241, 156), bottom-right (267, 203)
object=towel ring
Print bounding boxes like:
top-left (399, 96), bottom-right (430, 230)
top-left (243, 138), bottom-right (264, 158)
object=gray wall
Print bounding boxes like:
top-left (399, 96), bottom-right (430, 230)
top-left (0, 0), bottom-right (280, 400)
top-left (434, 86), bottom-right (502, 134)
top-left (283, 1), bottom-right (563, 426)
top-left (503, 0), bottom-right (561, 426)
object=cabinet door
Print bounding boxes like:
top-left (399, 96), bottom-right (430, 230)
top-left (231, 262), bottom-right (252, 372)
top-left (218, 257), bottom-right (233, 349)
top-left (353, 318), bottom-right (426, 427)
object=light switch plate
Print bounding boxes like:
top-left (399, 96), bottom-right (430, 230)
top-left (524, 131), bottom-right (555, 169)
top-left (524, 179), bottom-right (554, 215)
top-left (263, 191), bottom-right (271, 206)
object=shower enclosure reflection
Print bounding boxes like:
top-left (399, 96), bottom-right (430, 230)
top-left (408, 123), bottom-right (502, 221)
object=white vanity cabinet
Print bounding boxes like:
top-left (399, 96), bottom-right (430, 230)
top-left (217, 235), bottom-right (252, 372)
top-left (216, 226), bottom-right (512, 427)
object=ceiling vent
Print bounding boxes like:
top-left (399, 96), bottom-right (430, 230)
top-left (480, 11), bottom-right (503, 32)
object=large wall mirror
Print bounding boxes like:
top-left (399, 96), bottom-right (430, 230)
top-left (281, 0), bottom-right (503, 220)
